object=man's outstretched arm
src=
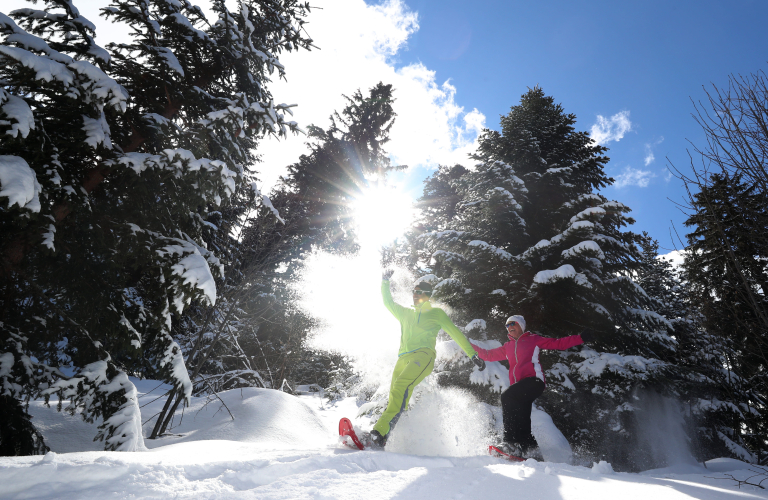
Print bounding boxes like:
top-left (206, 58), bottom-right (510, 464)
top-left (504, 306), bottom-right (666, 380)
top-left (437, 310), bottom-right (478, 359)
top-left (381, 271), bottom-right (409, 321)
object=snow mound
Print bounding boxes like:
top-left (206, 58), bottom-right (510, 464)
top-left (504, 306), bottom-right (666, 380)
top-left (143, 388), bottom-right (333, 450)
top-left (531, 406), bottom-right (573, 464)
top-left (591, 460), bottom-right (615, 474)
top-left (703, 457), bottom-right (755, 472)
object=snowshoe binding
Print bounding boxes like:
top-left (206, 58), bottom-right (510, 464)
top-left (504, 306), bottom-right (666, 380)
top-left (489, 442), bottom-right (525, 462)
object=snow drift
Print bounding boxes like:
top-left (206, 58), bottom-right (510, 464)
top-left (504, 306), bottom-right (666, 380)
top-left (2, 381), bottom-right (764, 500)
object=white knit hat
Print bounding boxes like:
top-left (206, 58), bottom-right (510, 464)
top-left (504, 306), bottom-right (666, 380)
top-left (506, 315), bottom-right (526, 332)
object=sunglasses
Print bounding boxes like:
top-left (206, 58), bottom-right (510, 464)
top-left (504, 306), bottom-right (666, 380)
top-left (505, 321), bottom-right (518, 327)
top-left (412, 289), bottom-right (431, 296)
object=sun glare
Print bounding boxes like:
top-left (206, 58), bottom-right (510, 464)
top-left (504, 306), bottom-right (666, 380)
top-left (352, 184), bottom-right (416, 249)
top-left (294, 184), bottom-right (417, 370)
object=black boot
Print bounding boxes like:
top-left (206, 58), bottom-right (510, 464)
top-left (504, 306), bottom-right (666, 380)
top-left (495, 442), bottom-right (523, 458)
top-left (522, 445), bottom-right (544, 461)
top-left (370, 430), bottom-right (387, 449)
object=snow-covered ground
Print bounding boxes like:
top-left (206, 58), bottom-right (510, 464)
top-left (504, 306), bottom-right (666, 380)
top-left (1, 379), bottom-right (766, 500)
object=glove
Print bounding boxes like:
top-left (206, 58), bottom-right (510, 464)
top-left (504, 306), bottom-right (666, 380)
top-left (382, 269), bottom-right (394, 280)
top-left (471, 354), bottom-right (486, 371)
top-left (580, 328), bottom-right (595, 343)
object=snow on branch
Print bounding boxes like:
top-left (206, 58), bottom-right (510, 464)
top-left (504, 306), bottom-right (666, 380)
top-left (82, 112), bottom-right (113, 149)
top-left (42, 361), bottom-right (146, 451)
top-left (0, 34), bottom-right (126, 111)
top-left (694, 397), bottom-right (745, 418)
top-left (0, 155), bottom-right (41, 212)
top-left (111, 149), bottom-right (238, 205)
top-left (0, 44), bottom-right (73, 84)
top-left (561, 240), bottom-right (605, 260)
top-left (251, 182), bottom-right (284, 223)
top-left (490, 186), bottom-right (521, 207)
top-left (0, 90), bottom-right (34, 138)
top-left (547, 220), bottom-right (595, 248)
top-left (469, 360), bottom-right (510, 393)
top-left (467, 240), bottom-right (512, 260)
top-left (100, 373), bottom-right (146, 451)
top-left (569, 207), bottom-right (606, 224)
top-left (592, 233), bottom-right (631, 252)
top-left (605, 275), bottom-right (649, 299)
top-left (438, 337), bottom-right (510, 393)
top-left (0, 12), bottom-right (74, 64)
top-left (160, 338), bottom-right (193, 402)
top-left (562, 193), bottom-right (603, 209)
top-left (717, 431), bottom-right (757, 463)
top-left (419, 230), bottom-right (468, 250)
top-left (158, 238), bottom-right (219, 310)
top-left (588, 302), bottom-right (612, 318)
top-left (571, 348), bottom-right (668, 379)
top-left (1, 328), bottom-right (63, 399)
top-left (260, 194), bottom-right (284, 224)
top-left (600, 200), bottom-right (630, 214)
top-left (165, 12), bottom-right (209, 41)
top-left (431, 250), bottom-right (465, 266)
top-left (624, 307), bottom-right (673, 330)
top-left (533, 264), bottom-right (592, 288)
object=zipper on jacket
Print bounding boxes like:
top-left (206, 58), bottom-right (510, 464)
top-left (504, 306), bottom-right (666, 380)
top-left (413, 301), bottom-right (422, 325)
top-left (511, 332), bottom-right (528, 384)
top-left (512, 337), bottom-right (519, 383)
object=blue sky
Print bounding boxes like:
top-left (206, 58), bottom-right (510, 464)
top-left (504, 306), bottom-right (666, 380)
top-left (253, 0), bottom-right (768, 256)
top-left (5, 0), bottom-right (766, 253)
top-left (385, 0), bottom-right (768, 251)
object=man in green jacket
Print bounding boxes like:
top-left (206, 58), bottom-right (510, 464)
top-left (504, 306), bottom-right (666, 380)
top-left (370, 270), bottom-right (485, 447)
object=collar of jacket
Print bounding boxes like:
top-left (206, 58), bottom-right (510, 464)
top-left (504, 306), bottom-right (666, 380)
top-left (509, 331), bottom-right (530, 341)
top-left (413, 300), bottom-right (433, 312)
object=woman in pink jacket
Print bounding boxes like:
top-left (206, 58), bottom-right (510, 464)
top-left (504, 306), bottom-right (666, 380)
top-left (471, 315), bottom-right (592, 459)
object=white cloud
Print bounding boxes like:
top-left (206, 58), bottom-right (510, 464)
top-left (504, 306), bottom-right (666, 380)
top-left (643, 148), bottom-right (655, 166)
top-left (658, 249), bottom-right (686, 269)
top-left (255, 0), bottom-right (485, 190)
top-left (613, 166), bottom-right (655, 188)
top-left (463, 108), bottom-right (486, 135)
top-left (590, 110), bottom-right (632, 144)
top-left (643, 136), bottom-right (664, 166)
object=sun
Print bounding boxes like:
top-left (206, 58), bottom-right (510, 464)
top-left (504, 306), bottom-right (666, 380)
top-left (352, 184), bottom-right (416, 249)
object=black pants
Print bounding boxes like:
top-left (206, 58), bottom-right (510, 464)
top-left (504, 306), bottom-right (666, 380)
top-left (501, 377), bottom-right (546, 451)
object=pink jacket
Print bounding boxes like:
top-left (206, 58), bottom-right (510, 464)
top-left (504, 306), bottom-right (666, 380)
top-left (471, 332), bottom-right (583, 386)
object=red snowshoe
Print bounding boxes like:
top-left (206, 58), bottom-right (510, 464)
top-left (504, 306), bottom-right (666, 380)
top-left (489, 445), bottom-right (525, 462)
top-left (339, 417), bottom-right (365, 450)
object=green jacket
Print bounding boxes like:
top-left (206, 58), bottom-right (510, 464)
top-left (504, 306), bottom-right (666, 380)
top-left (381, 280), bottom-right (477, 358)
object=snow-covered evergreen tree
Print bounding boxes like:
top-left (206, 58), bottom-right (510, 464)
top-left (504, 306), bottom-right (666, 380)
top-left (681, 174), bottom-right (768, 463)
top-left (636, 233), bottom-right (757, 463)
top-left (408, 88), bottom-right (684, 469)
top-left (0, 0), bottom-right (311, 453)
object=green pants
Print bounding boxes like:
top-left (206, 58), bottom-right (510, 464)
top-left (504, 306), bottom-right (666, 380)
top-left (372, 348), bottom-right (435, 437)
